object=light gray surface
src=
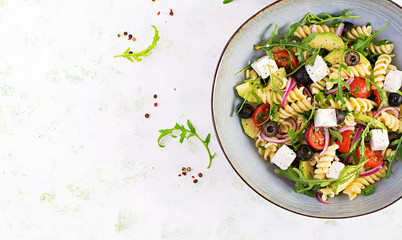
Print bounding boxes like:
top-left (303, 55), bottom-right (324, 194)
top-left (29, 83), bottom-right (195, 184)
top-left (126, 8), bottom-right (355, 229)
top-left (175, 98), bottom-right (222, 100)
top-left (0, 0), bottom-right (401, 239)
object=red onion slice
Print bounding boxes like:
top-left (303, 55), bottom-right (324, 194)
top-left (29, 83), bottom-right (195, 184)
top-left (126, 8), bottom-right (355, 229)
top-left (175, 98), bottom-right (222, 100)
top-left (310, 24), bottom-right (318, 33)
top-left (325, 77), bottom-right (354, 95)
top-left (359, 162), bottom-right (385, 177)
top-left (320, 128), bottom-right (330, 156)
top-left (338, 126), bottom-right (355, 134)
top-left (373, 106), bottom-right (400, 119)
top-left (353, 126), bottom-right (364, 144)
top-left (296, 83), bottom-right (313, 103)
top-left (259, 131), bottom-right (290, 143)
top-left (281, 77), bottom-right (296, 109)
top-left (316, 191), bottom-right (333, 204)
top-left (335, 23), bottom-right (345, 37)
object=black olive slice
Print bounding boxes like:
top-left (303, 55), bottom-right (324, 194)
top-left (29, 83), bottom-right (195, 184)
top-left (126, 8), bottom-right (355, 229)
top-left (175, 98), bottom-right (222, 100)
top-left (345, 51), bottom-right (360, 66)
top-left (238, 104), bottom-right (254, 119)
top-left (262, 122), bottom-right (279, 138)
top-left (335, 109), bottom-right (346, 124)
top-left (297, 145), bottom-right (313, 161)
top-left (389, 93), bottom-right (402, 107)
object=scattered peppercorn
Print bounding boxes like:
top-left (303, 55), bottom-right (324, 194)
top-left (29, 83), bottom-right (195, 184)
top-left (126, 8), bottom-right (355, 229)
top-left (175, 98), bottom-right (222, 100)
top-left (178, 174), bottom-right (181, 177)
top-left (182, 172), bottom-right (187, 176)
top-left (169, 9), bottom-right (174, 16)
top-left (198, 173), bottom-right (203, 177)
top-left (182, 167), bottom-right (186, 171)
top-left (145, 113), bottom-right (150, 118)
top-left (191, 176), bottom-right (195, 179)
top-left (153, 94), bottom-right (157, 99)
top-left (154, 103), bottom-right (158, 107)
top-left (124, 32), bottom-right (128, 36)
top-left (132, 37), bottom-right (136, 41)
top-left (129, 51), bottom-right (133, 54)
top-left (193, 179), bottom-right (198, 183)
top-left (128, 34), bottom-right (133, 39)
top-left (117, 33), bottom-right (121, 37)
top-left (186, 167), bottom-right (191, 172)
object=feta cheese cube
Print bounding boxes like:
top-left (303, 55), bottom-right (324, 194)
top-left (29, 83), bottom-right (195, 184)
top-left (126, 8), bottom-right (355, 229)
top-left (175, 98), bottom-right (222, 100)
top-left (326, 162), bottom-right (345, 179)
top-left (305, 55), bottom-right (330, 83)
top-left (251, 55), bottom-right (278, 79)
top-left (271, 145), bottom-right (297, 170)
top-left (314, 109), bottom-right (338, 128)
top-left (383, 69), bottom-right (402, 93)
top-left (369, 129), bottom-right (389, 151)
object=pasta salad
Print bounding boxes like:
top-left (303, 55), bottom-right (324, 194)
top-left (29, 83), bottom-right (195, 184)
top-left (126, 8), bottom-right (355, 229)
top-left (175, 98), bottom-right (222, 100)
top-left (234, 10), bottom-right (402, 203)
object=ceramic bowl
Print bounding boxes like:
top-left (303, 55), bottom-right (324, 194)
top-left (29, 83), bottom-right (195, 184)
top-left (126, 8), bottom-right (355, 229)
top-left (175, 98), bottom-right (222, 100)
top-left (212, 0), bottom-right (401, 218)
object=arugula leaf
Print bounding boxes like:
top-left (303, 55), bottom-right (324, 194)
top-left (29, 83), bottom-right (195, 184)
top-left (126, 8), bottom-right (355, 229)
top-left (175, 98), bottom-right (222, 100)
top-left (235, 65), bottom-right (252, 75)
top-left (114, 25), bottom-right (160, 62)
top-left (352, 22), bottom-right (389, 53)
top-left (373, 40), bottom-right (393, 46)
top-left (223, 0), bottom-right (234, 3)
top-left (361, 185), bottom-right (375, 196)
top-left (157, 120), bottom-right (216, 168)
top-left (365, 73), bottom-right (389, 109)
top-left (329, 129), bottom-right (343, 142)
top-left (300, 9), bottom-right (359, 27)
top-left (384, 136), bottom-right (402, 178)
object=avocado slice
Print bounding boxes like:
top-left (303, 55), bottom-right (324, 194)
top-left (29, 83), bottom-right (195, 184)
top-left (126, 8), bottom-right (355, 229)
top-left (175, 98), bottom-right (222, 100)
top-left (324, 48), bottom-right (370, 66)
top-left (241, 118), bottom-right (259, 139)
top-left (307, 32), bottom-right (344, 51)
top-left (235, 67), bottom-right (287, 103)
top-left (299, 160), bottom-right (314, 179)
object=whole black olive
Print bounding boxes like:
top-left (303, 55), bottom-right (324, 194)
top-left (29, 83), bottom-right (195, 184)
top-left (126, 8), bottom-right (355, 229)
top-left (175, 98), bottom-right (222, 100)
top-left (238, 104), bottom-right (254, 119)
top-left (335, 109), bottom-right (346, 124)
top-left (342, 21), bottom-right (354, 36)
top-left (388, 93), bottom-right (402, 107)
top-left (297, 145), bottom-right (314, 161)
top-left (388, 132), bottom-right (400, 150)
top-left (345, 51), bottom-right (360, 66)
top-left (262, 121), bottom-right (279, 138)
top-left (294, 67), bottom-right (312, 86)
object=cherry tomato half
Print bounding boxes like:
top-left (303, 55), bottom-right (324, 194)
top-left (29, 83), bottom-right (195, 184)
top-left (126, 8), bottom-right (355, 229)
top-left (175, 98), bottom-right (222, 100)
top-left (336, 130), bottom-right (352, 154)
top-left (273, 50), bottom-right (299, 73)
top-left (349, 77), bottom-right (371, 99)
top-left (372, 89), bottom-right (382, 107)
top-left (307, 125), bottom-right (326, 150)
top-left (357, 143), bottom-right (383, 168)
top-left (252, 103), bottom-right (270, 129)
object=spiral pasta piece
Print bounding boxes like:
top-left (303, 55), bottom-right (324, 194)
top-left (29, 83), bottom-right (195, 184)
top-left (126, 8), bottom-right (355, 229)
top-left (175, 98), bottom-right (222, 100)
top-left (278, 98), bottom-right (314, 119)
top-left (375, 111), bottom-right (402, 133)
top-left (309, 79), bottom-right (326, 95)
top-left (345, 26), bottom-right (372, 40)
top-left (343, 166), bottom-right (387, 200)
top-left (343, 112), bottom-right (356, 126)
top-left (326, 97), bottom-right (376, 112)
top-left (373, 54), bottom-right (392, 89)
top-left (382, 148), bottom-right (396, 160)
top-left (266, 85), bottom-right (309, 106)
top-left (369, 42), bottom-right (394, 55)
top-left (255, 137), bottom-right (279, 162)
top-left (319, 173), bottom-right (357, 201)
top-left (294, 25), bottom-right (336, 39)
top-left (328, 63), bottom-right (371, 80)
top-left (313, 144), bottom-right (339, 180)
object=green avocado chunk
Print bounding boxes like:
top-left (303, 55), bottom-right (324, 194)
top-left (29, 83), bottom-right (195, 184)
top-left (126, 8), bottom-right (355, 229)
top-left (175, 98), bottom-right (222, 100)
top-left (235, 68), bottom-right (287, 103)
top-left (307, 32), bottom-right (344, 51)
top-left (241, 118), bottom-right (259, 139)
top-left (299, 160), bottom-right (314, 179)
top-left (324, 48), bottom-right (370, 66)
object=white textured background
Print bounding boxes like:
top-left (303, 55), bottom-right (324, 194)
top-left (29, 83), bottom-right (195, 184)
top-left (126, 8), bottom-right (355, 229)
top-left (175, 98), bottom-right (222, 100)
top-left (0, 0), bottom-right (401, 239)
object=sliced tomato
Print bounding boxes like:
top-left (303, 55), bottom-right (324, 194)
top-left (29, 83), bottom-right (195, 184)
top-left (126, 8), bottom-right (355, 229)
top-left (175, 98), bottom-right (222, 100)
top-left (252, 103), bottom-right (270, 129)
top-left (306, 125), bottom-right (326, 150)
top-left (372, 89), bottom-right (382, 107)
top-left (273, 50), bottom-right (299, 73)
top-left (357, 143), bottom-right (383, 168)
top-left (336, 130), bottom-right (352, 154)
top-left (349, 77), bottom-right (371, 98)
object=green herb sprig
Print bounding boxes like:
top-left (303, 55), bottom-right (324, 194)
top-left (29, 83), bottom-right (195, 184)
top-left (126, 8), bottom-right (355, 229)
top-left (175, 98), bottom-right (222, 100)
top-left (300, 9), bottom-right (359, 27)
top-left (158, 120), bottom-right (216, 168)
top-left (114, 25), bottom-right (160, 62)
top-left (223, 0), bottom-right (234, 4)
top-left (351, 23), bottom-right (389, 57)
top-left (384, 137), bottom-right (402, 179)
